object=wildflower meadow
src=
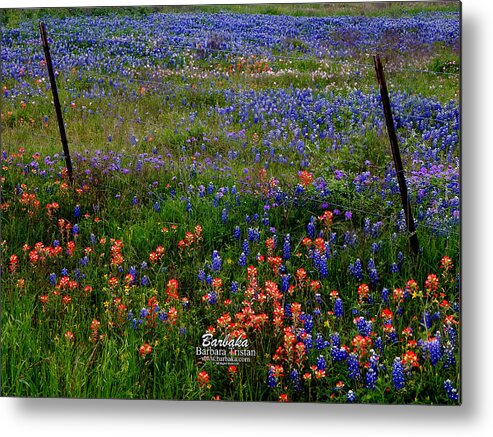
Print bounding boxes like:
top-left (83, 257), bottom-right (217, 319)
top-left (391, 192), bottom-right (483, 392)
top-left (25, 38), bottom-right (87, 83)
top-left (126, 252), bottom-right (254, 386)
top-left (1, 2), bottom-right (460, 404)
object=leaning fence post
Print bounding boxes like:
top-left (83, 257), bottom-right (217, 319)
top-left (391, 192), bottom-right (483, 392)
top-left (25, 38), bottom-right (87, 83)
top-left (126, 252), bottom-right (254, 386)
top-left (373, 54), bottom-right (419, 256)
top-left (39, 21), bottom-right (74, 185)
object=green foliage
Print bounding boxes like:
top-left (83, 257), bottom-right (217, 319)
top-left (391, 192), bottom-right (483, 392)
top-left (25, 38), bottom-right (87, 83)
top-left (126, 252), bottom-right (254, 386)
top-left (428, 54), bottom-right (460, 74)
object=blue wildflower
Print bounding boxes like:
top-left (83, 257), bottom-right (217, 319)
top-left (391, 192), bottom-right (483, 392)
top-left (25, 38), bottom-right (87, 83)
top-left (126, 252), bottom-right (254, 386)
top-left (392, 357), bottom-right (406, 391)
top-left (443, 379), bottom-right (459, 401)
top-left (347, 353), bottom-right (360, 380)
top-left (334, 298), bottom-right (344, 319)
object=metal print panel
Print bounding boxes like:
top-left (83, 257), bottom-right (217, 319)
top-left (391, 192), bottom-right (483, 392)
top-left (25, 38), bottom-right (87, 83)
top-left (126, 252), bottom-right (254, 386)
top-left (0, 1), bottom-right (461, 404)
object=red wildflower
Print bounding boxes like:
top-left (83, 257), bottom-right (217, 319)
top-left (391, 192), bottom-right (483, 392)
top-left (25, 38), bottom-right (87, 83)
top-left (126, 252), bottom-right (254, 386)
top-left (440, 256), bottom-right (453, 271)
top-left (298, 170), bottom-right (313, 187)
top-left (139, 343), bottom-right (152, 357)
top-left (358, 283), bottom-right (370, 302)
top-left (8, 254), bottom-right (18, 273)
top-left (278, 393), bottom-right (289, 402)
top-left (402, 350), bottom-right (419, 368)
top-left (166, 278), bottom-right (179, 300)
top-left (197, 371), bottom-right (210, 389)
top-left (425, 274), bottom-right (439, 293)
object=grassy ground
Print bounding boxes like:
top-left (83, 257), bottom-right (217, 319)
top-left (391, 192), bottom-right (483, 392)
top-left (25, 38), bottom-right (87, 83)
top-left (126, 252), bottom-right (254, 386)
top-left (1, 5), bottom-right (460, 403)
top-left (1, 2), bottom-right (460, 28)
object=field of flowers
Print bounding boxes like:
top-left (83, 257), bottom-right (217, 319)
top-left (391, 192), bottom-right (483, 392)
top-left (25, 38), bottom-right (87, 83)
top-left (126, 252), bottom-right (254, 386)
top-left (1, 4), bottom-right (460, 404)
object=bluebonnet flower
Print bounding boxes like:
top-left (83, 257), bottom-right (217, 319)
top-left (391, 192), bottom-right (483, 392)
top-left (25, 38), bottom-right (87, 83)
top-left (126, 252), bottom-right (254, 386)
top-left (381, 287), bottom-right (390, 303)
top-left (48, 273), bottom-right (57, 286)
top-left (247, 227), bottom-right (260, 243)
top-left (443, 379), bottom-right (459, 401)
top-left (385, 325), bottom-right (399, 344)
top-left (74, 204), bottom-right (81, 219)
top-left (79, 256), bottom-right (89, 267)
top-left (371, 242), bottom-right (381, 253)
top-left (90, 233), bottom-right (96, 244)
top-left (233, 226), bottom-right (241, 240)
top-left (315, 333), bottom-right (329, 350)
top-left (267, 367), bottom-right (278, 388)
top-left (307, 218), bottom-right (316, 239)
top-left (141, 275), bottom-right (150, 286)
top-left (130, 318), bottom-right (143, 331)
top-left (334, 298), bottom-right (344, 319)
top-left (185, 199), bottom-right (192, 212)
top-left (392, 358), bottom-right (406, 391)
top-left (205, 291), bottom-right (217, 305)
top-left (343, 231), bottom-right (358, 248)
top-left (347, 353), bottom-right (360, 380)
top-left (349, 259), bottom-right (363, 281)
top-left (365, 368), bottom-right (378, 390)
top-left (238, 252), bottom-right (247, 267)
top-left (421, 311), bottom-right (432, 330)
top-left (242, 239), bottom-right (250, 256)
top-left (330, 346), bottom-right (347, 363)
top-left (346, 390), bottom-right (356, 403)
top-left (301, 314), bottom-right (314, 333)
top-left (312, 250), bottom-right (328, 278)
top-left (61, 267), bottom-right (68, 276)
top-left (230, 281), bottom-right (239, 293)
top-left (221, 208), bottom-right (228, 224)
top-left (316, 355), bottom-right (327, 371)
top-left (331, 333), bottom-right (341, 348)
top-left (428, 337), bottom-right (442, 366)
top-left (282, 234), bottom-right (291, 260)
top-left (372, 222), bottom-right (383, 238)
top-left (154, 201), bottom-right (161, 212)
top-left (211, 250), bottom-right (222, 272)
top-left (397, 251), bottom-right (404, 266)
top-left (374, 337), bottom-right (383, 355)
top-left (363, 218), bottom-right (371, 236)
top-left (355, 317), bottom-right (373, 337)
top-left (158, 311), bottom-right (168, 322)
top-left (139, 308), bottom-right (149, 318)
top-left (445, 325), bottom-right (457, 348)
top-left (442, 344), bottom-right (456, 369)
top-left (324, 241), bottom-right (332, 259)
top-left (367, 258), bottom-right (379, 286)
top-left (262, 211), bottom-right (270, 227)
top-left (290, 370), bottom-right (302, 391)
top-left (281, 274), bottom-right (291, 293)
top-left (140, 261), bottom-right (148, 270)
top-left (198, 269), bottom-right (206, 282)
top-left (300, 332), bottom-right (313, 350)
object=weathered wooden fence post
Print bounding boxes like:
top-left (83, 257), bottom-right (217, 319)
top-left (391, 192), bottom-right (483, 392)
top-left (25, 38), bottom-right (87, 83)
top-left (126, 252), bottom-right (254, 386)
top-left (373, 54), bottom-right (419, 256)
top-left (39, 21), bottom-right (74, 185)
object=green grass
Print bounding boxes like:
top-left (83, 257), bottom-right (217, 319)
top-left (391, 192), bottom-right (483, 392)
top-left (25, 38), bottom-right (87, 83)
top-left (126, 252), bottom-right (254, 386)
top-left (1, 6), bottom-right (460, 403)
top-left (1, 2), bottom-right (461, 29)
